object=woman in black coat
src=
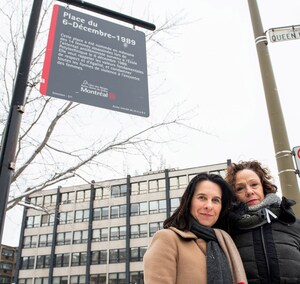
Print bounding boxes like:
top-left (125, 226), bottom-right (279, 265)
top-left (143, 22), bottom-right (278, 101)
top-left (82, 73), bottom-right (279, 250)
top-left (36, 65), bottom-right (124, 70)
top-left (225, 160), bottom-right (300, 284)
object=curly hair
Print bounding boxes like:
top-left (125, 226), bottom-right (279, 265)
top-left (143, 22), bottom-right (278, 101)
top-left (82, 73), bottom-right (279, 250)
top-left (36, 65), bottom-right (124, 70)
top-left (163, 172), bottom-right (233, 231)
top-left (225, 160), bottom-right (277, 197)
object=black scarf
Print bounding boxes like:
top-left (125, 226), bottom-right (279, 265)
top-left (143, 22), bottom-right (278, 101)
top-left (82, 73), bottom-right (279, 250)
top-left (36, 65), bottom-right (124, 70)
top-left (190, 216), bottom-right (232, 284)
top-left (230, 194), bottom-right (296, 231)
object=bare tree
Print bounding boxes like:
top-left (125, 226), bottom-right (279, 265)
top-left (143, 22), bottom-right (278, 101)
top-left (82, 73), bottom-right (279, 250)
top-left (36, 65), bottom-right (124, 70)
top-left (0, 0), bottom-right (201, 211)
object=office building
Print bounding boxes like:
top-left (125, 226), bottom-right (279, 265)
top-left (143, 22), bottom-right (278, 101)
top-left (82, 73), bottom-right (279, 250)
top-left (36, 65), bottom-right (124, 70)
top-left (0, 244), bottom-right (17, 284)
top-left (15, 161), bottom-right (229, 284)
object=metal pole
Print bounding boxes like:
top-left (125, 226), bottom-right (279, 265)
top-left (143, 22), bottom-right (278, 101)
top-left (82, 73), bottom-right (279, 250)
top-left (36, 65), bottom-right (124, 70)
top-left (247, 0), bottom-right (300, 217)
top-left (0, 0), bottom-right (43, 244)
top-left (57, 0), bottom-right (156, 31)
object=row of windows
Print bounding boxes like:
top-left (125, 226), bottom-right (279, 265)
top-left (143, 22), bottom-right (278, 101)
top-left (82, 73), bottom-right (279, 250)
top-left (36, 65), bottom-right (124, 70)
top-left (1, 248), bottom-right (15, 257)
top-left (19, 271), bottom-right (144, 284)
top-left (25, 198), bottom-right (180, 229)
top-left (29, 170), bottom-right (225, 208)
top-left (28, 173), bottom-right (200, 207)
top-left (23, 221), bottom-right (164, 248)
top-left (0, 262), bottom-right (13, 270)
top-left (21, 247), bottom-right (146, 270)
top-left (0, 276), bottom-right (13, 284)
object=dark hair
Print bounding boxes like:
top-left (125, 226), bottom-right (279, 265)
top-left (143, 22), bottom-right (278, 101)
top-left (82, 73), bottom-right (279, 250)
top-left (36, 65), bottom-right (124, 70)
top-left (225, 160), bottom-right (277, 199)
top-left (163, 172), bottom-right (233, 230)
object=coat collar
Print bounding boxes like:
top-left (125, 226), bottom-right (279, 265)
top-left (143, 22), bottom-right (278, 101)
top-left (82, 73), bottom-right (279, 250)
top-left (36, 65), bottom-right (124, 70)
top-left (169, 226), bottom-right (197, 239)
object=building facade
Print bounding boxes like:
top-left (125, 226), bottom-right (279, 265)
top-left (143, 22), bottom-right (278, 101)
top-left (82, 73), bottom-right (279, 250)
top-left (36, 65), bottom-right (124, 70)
top-left (15, 161), bottom-right (230, 284)
top-left (0, 244), bottom-right (17, 284)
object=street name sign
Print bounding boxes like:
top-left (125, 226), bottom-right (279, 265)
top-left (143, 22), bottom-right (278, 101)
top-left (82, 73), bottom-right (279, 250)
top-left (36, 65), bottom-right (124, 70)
top-left (40, 4), bottom-right (149, 117)
top-left (268, 25), bottom-right (300, 43)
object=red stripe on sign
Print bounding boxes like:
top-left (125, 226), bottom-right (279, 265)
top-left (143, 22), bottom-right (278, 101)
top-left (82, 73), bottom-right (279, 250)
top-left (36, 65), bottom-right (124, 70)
top-left (40, 4), bottom-right (60, 95)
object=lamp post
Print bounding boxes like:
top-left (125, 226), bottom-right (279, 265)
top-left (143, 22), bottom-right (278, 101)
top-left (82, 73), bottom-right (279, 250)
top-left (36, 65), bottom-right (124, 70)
top-left (247, 0), bottom-right (300, 216)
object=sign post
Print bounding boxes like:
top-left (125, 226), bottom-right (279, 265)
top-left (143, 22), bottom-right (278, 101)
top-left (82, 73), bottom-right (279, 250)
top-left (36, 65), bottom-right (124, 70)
top-left (0, 0), bottom-right (43, 245)
top-left (247, 0), bottom-right (300, 217)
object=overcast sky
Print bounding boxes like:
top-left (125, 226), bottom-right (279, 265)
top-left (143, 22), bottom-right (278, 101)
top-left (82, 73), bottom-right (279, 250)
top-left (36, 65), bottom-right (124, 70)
top-left (2, 0), bottom-right (300, 246)
top-left (86, 0), bottom-right (300, 188)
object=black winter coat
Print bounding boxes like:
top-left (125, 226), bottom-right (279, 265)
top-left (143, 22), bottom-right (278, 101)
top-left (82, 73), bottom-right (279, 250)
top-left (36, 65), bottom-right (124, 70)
top-left (229, 197), bottom-right (300, 284)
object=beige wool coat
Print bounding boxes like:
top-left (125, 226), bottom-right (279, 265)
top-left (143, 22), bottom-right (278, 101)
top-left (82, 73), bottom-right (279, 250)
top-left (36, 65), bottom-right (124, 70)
top-left (143, 227), bottom-right (247, 284)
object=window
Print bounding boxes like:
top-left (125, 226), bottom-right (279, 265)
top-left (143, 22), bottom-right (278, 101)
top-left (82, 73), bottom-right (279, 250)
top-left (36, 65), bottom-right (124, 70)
top-left (170, 197), bottom-right (180, 213)
top-left (170, 176), bottom-right (187, 189)
top-left (41, 215), bottom-right (49, 227)
top-left (108, 273), bottom-right (125, 284)
top-left (0, 276), bottom-right (12, 284)
top-left (73, 230), bottom-right (88, 244)
top-left (40, 214), bottom-right (55, 227)
top-left (44, 194), bottom-right (57, 206)
top-left (130, 271), bottom-right (144, 284)
top-left (19, 279), bottom-right (33, 284)
top-left (94, 187), bottom-right (109, 200)
top-left (53, 276), bottom-right (68, 284)
top-left (36, 255), bottom-right (50, 269)
top-left (130, 247), bottom-right (147, 262)
top-left (210, 169), bottom-right (226, 178)
top-left (25, 216), bottom-right (34, 228)
top-left (90, 274), bottom-right (106, 284)
top-left (178, 175), bottom-right (187, 187)
top-left (110, 226), bottom-right (126, 241)
top-left (130, 202), bottom-right (147, 216)
top-left (93, 207), bottom-right (109, 220)
top-left (0, 262), bottom-right (13, 270)
top-left (169, 177), bottom-right (179, 189)
top-left (130, 224), bottom-right (147, 238)
top-left (158, 179), bottom-right (165, 191)
top-left (91, 250), bottom-right (107, 265)
top-left (29, 196), bottom-right (43, 206)
top-left (101, 207), bottom-right (109, 219)
top-left (26, 215), bottom-right (41, 228)
top-left (56, 232), bottom-right (72, 245)
top-left (131, 183), bottom-right (139, 195)
top-left (21, 256), bottom-right (35, 269)
top-left (149, 179), bottom-right (165, 192)
top-left (1, 248), bottom-right (14, 257)
top-left (110, 204), bottom-right (127, 219)
top-left (34, 277), bottom-right (48, 284)
top-left (149, 222), bottom-right (164, 237)
top-left (55, 253), bottom-right (70, 267)
top-left (59, 211), bottom-right (74, 224)
top-left (38, 233), bottom-right (52, 247)
top-left (131, 182), bottom-right (147, 195)
top-left (76, 189), bottom-right (90, 202)
top-left (70, 276), bottom-right (85, 284)
top-left (93, 208), bottom-right (101, 220)
top-left (149, 180), bottom-right (158, 192)
top-left (188, 174), bottom-right (197, 181)
top-left (92, 228), bottom-right (108, 242)
top-left (71, 252), bottom-right (87, 266)
top-left (109, 248), bottom-right (126, 263)
top-left (139, 182), bottom-right (148, 194)
top-left (60, 192), bottom-right (74, 204)
top-left (23, 235), bottom-right (38, 248)
top-left (111, 184), bottom-right (127, 197)
top-left (149, 200), bottom-right (167, 214)
top-left (74, 209), bottom-right (89, 222)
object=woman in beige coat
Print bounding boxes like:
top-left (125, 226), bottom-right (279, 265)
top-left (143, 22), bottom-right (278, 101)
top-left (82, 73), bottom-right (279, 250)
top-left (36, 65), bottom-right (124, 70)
top-left (143, 173), bottom-right (247, 284)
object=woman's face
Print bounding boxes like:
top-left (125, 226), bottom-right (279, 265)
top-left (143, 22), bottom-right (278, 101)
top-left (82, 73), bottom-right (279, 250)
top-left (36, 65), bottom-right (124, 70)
top-left (234, 169), bottom-right (265, 206)
top-left (190, 180), bottom-right (222, 227)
